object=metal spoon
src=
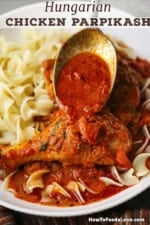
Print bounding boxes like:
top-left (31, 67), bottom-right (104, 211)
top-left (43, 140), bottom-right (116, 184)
top-left (53, 28), bottom-right (117, 108)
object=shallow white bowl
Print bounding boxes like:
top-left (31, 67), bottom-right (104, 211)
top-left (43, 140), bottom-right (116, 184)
top-left (0, 1), bottom-right (150, 217)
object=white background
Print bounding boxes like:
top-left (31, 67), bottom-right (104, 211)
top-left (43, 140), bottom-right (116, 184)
top-left (0, 0), bottom-right (149, 16)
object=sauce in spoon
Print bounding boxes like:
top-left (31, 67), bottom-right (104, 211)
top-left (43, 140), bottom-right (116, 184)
top-left (56, 52), bottom-right (111, 119)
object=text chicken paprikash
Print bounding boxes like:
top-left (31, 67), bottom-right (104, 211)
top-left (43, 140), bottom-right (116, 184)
top-left (0, 29), bottom-right (150, 206)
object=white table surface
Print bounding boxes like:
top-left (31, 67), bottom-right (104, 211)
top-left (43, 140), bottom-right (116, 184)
top-left (0, 0), bottom-right (149, 16)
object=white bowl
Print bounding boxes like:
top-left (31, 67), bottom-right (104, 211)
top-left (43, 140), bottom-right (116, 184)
top-left (0, 1), bottom-right (150, 217)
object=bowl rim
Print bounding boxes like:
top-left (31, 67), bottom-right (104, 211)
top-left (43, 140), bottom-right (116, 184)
top-left (0, 1), bottom-right (149, 217)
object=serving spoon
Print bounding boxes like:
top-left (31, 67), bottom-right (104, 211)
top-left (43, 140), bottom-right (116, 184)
top-left (53, 28), bottom-right (117, 115)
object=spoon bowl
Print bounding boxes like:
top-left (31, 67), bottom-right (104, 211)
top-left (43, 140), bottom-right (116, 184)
top-left (53, 28), bottom-right (117, 118)
top-left (54, 28), bottom-right (117, 92)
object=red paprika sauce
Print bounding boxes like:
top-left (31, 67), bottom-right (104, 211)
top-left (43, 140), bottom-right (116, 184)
top-left (56, 52), bottom-right (111, 119)
top-left (8, 163), bottom-right (126, 206)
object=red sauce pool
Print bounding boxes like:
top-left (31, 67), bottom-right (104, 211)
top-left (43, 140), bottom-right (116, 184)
top-left (8, 166), bottom-right (126, 206)
top-left (56, 52), bottom-right (111, 119)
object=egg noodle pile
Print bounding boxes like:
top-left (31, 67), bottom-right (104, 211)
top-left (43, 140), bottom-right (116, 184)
top-left (0, 29), bottom-right (68, 145)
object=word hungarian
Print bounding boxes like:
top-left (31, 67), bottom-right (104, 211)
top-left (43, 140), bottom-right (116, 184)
top-left (5, 17), bottom-right (150, 27)
top-left (44, 1), bottom-right (111, 15)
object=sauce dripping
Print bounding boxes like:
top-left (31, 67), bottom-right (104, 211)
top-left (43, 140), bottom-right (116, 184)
top-left (56, 52), bottom-right (111, 120)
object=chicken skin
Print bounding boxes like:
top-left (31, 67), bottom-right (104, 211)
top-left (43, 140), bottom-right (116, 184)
top-left (0, 110), bottom-right (132, 173)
